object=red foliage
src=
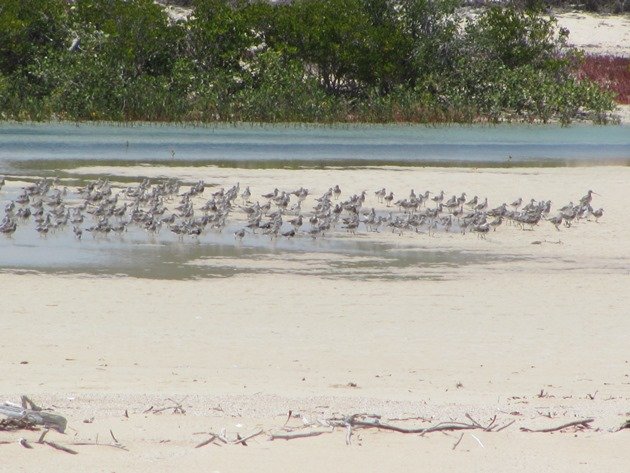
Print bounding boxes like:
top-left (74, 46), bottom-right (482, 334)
top-left (578, 55), bottom-right (630, 104)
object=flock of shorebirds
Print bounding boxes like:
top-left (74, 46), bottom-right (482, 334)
top-left (0, 175), bottom-right (604, 242)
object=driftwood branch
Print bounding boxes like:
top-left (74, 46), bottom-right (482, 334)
top-left (520, 418), bottom-right (594, 433)
top-left (350, 419), bottom-right (478, 435)
top-left (0, 418), bottom-right (38, 432)
top-left (0, 399), bottom-right (67, 433)
top-left (269, 430), bottom-right (329, 441)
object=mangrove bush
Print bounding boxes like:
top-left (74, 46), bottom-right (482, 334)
top-left (0, 0), bottom-right (618, 123)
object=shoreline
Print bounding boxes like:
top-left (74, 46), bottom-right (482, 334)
top-left (1, 102), bottom-right (629, 126)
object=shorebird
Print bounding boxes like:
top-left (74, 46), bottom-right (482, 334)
top-left (384, 192), bottom-right (394, 207)
top-left (473, 222), bottom-right (490, 239)
top-left (0, 221), bottom-right (17, 236)
top-left (510, 197), bottom-right (522, 210)
top-left (241, 186), bottom-right (251, 203)
top-left (431, 190), bottom-right (445, 206)
top-left (474, 197), bottom-right (488, 212)
top-left (375, 188), bottom-right (386, 203)
top-left (333, 185), bottom-right (341, 200)
top-left (466, 195), bottom-right (478, 208)
top-left (489, 216), bottom-right (503, 231)
top-left (289, 214), bottom-right (303, 231)
top-left (261, 188), bottom-right (279, 199)
top-left (580, 190), bottom-right (598, 206)
top-left (547, 215), bottom-right (563, 230)
top-left (590, 208), bottom-right (604, 222)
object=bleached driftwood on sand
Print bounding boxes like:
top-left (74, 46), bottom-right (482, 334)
top-left (0, 396), bottom-right (67, 433)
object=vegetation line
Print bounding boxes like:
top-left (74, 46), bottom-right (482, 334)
top-left (0, 0), bottom-right (620, 124)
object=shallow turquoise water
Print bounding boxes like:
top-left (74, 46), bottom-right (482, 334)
top-left (1, 122), bottom-right (629, 173)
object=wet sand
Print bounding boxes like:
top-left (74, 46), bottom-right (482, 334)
top-left (1, 165), bottom-right (630, 471)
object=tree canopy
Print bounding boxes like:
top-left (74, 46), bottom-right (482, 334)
top-left (0, 0), bottom-right (617, 123)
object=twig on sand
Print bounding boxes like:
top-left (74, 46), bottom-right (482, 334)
top-left (72, 429), bottom-right (128, 451)
top-left (617, 420), bottom-right (630, 432)
top-left (152, 397), bottom-right (187, 415)
top-left (43, 441), bottom-right (78, 455)
top-left (452, 433), bottom-right (465, 450)
top-left (282, 410), bottom-right (292, 428)
top-left (195, 435), bottom-right (217, 448)
top-left (520, 418), bottom-right (594, 433)
top-left (495, 420), bottom-right (516, 432)
top-left (233, 429), bottom-right (264, 446)
top-left (72, 441), bottom-right (129, 451)
top-left (470, 434), bottom-right (485, 448)
top-left (37, 429), bottom-right (49, 443)
top-left (268, 430), bottom-right (329, 441)
top-left (345, 424), bottom-right (353, 445)
top-left (18, 438), bottom-right (34, 449)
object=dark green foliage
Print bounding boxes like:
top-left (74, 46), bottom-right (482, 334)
top-left (0, 0), bottom-right (618, 123)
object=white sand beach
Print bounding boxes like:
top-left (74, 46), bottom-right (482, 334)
top-left (1, 164), bottom-right (629, 471)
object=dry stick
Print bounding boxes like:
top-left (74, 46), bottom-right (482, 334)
top-left (232, 429), bottom-right (264, 446)
top-left (452, 433), bottom-right (465, 450)
top-left (351, 420), bottom-right (478, 435)
top-left (269, 430), bottom-right (329, 441)
top-left (202, 432), bottom-right (227, 444)
top-left (18, 438), bottom-right (33, 449)
top-left (38, 428), bottom-right (50, 443)
top-left (345, 424), bottom-right (353, 445)
top-left (44, 441), bottom-right (78, 455)
top-left (72, 442), bottom-right (129, 451)
top-left (152, 405), bottom-right (178, 414)
top-left (520, 418), bottom-right (594, 433)
top-left (470, 434), bottom-right (485, 448)
top-left (21, 396), bottom-right (43, 412)
top-left (110, 430), bottom-right (119, 444)
top-left (195, 435), bottom-right (217, 449)
top-left (388, 416), bottom-right (432, 423)
top-left (484, 415), bottom-right (498, 431)
top-left (282, 410), bottom-right (292, 428)
top-left (495, 420), bottom-right (516, 433)
top-left (465, 414), bottom-right (483, 429)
